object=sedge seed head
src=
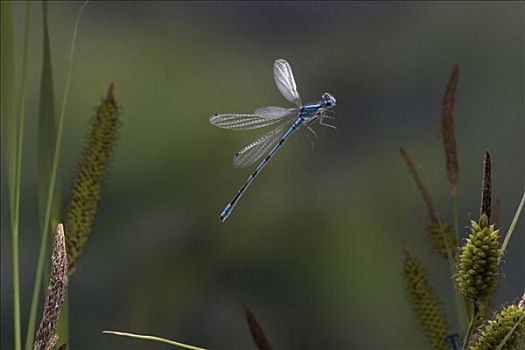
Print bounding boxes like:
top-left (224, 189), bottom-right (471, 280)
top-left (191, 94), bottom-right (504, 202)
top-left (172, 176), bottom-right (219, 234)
top-left (456, 214), bottom-right (501, 302)
top-left (470, 303), bottom-right (525, 350)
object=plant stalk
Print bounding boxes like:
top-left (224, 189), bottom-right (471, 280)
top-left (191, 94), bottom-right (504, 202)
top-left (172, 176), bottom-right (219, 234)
top-left (10, 2), bottom-right (32, 349)
top-left (462, 302), bottom-right (478, 350)
top-left (501, 190), bottom-right (525, 255)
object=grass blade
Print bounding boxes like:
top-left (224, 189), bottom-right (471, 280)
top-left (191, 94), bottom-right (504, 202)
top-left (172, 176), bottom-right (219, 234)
top-left (103, 331), bottom-right (207, 350)
top-left (38, 0), bottom-right (61, 234)
top-left (1, 1), bottom-right (16, 210)
top-left (501, 189), bottom-right (525, 255)
top-left (14, 3), bottom-right (32, 347)
top-left (1, 2), bottom-right (31, 349)
top-left (37, 1), bottom-right (67, 344)
top-left (25, 2), bottom-right (89, 349)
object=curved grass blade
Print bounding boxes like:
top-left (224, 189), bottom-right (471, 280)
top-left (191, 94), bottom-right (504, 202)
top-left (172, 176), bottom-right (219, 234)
top-left (501, 189), bottom-right (525, 257)
top-left (38, 0), bottom-right (62, 234)
top-left (1, 0), bottom-right (16, 211)
top-left (103, 331), bottom-right (207, 350)
top-left (1, 2), bottom-right (31, 349)
top-left (37, 1), bottom-right (67, 344)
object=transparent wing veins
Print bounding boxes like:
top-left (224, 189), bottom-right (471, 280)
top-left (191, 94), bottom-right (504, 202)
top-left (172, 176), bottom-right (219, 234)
top-left (273, 59), bottom-right (302, 107)
top-left (233, 120), bottom-right (294, 168)
top-left (210, 107), bottom-right (296, 130)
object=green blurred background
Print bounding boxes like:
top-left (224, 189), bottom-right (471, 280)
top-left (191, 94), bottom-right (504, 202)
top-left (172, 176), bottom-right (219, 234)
top-left (1, 1), bottom-right (524, 349)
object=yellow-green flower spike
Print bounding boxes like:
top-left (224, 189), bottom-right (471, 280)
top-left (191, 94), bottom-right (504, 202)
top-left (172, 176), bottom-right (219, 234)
top-left (403, 249), bottom-right (450, 350)
top-left (456, 214), bottom-right (501, 302)
top-left (428, 221), bottom-right (457, 258)
top-left (469, 302), bottom-right (525, 350)
top-left (65, 83), bottom-right (121, 274)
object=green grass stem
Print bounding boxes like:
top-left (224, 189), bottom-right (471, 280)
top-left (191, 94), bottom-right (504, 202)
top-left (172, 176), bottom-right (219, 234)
top-left (0, 2), bottom-right (31, 349)
top-left (24, 3), bottom-right (89, 349)
top-left (1, 1), bottom-right (16, 208)
top-left (37, 0), bottom-right (67, 344)
top-left (103, 331), bottom-right (207, 350)
top-left (13, 3), bottom-right (32, 349)
top-left (462, 303), bottom-right (477, 350)
top-left (501, 190), bottom-right (525, 256)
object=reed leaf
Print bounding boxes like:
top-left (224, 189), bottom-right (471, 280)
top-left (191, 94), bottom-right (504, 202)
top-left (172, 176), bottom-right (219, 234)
top-left (0, 0), bottom-right (16, 209)
top-left (1, 2), bottom-right (31, 349)
top-left (37, 1), bottom-right (67, 344)
top-left (38, 0), bottom-right (62, 235)
top-left (25, 3), bottom-right (89, 348)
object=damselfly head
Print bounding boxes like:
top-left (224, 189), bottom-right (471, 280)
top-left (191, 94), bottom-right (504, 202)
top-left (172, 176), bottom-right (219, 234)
top-left (322, 92), bottom-right (336, 108)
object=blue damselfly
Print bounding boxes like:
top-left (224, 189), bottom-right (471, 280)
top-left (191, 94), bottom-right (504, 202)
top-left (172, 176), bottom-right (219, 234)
top-left (211, 59), bottom-right (336, 221)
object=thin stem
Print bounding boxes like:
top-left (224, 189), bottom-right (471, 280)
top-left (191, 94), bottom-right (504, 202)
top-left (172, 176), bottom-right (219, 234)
top-left (501, 190), bottom-right (525, 255)
top-left (103, 331), bottom-right (207, 350)
top-left (11, 3), bottom-right (32, 350)
top-left (462, 303), bottom-right (477, 350)
top-left (24, 3), bottom-right (88, 349)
